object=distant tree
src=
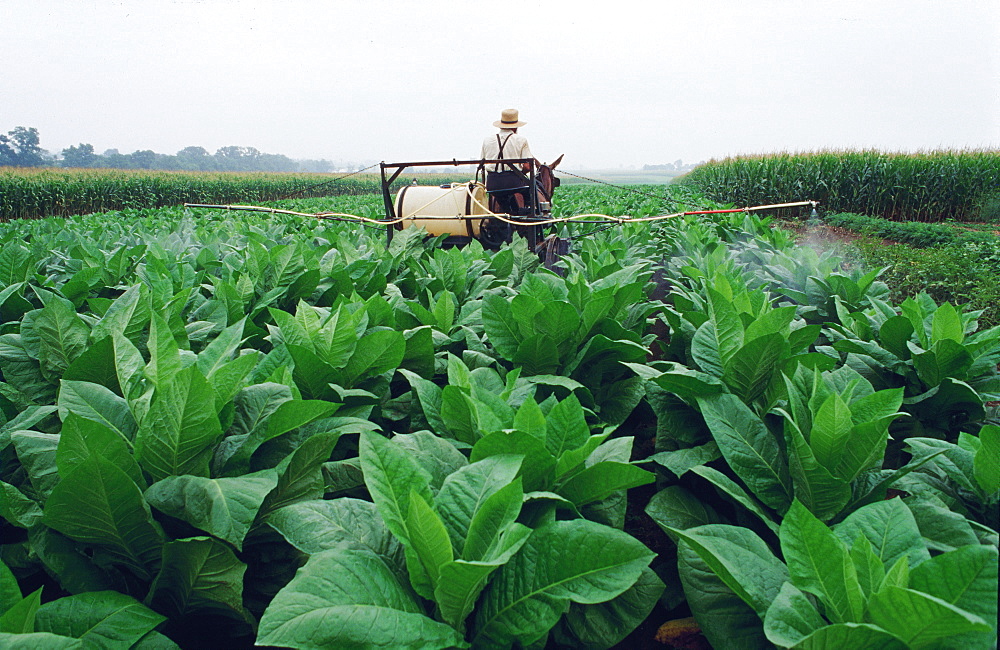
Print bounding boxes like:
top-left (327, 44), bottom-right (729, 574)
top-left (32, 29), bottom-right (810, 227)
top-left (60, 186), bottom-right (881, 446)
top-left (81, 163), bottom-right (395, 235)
top-left (0, 134), bottom-right (14, 166)
top-left (102, 150), bottom-right (132, 168)
top-left (214, 146), bottom-right (262, 171)
top-left (175, 146), bottom-right (213, 171)
top-left (61, 143), bottom-right (99, 168)
top-left (129, 150), bottom-right (158, 169)
top-left (0, 126), bottom-right (46, 167)
top-left (257, 152), bottom-right (298, 172)
top-left (0, 129), bottom-right (325, 173)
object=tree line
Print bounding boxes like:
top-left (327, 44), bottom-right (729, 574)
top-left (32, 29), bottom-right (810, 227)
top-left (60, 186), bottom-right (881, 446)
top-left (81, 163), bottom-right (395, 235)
top-left (0, 126), bottom-right (337, 173)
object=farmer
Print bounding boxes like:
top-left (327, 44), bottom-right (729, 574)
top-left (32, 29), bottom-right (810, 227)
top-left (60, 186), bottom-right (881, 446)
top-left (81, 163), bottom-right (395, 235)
top-left (481, 108), bottom-right (538, 215)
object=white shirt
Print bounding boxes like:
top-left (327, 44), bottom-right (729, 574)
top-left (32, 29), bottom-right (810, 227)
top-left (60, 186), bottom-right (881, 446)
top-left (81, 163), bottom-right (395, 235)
top-left (481, 129), bottom-right (534, 172)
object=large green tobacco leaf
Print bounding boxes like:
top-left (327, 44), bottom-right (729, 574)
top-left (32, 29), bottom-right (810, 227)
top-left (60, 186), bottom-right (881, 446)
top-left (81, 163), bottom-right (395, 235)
top-left (0, 586), bottom-right (40, 634)
top-left (254, 431), bottom-right (341, 531)
top-left (0, 243), bottom-right (35, 286)
top-left (341, 329), bottom-right (405, 385)
top-left (218, 398), bottom-right (337, 476)
top-left (11, 431), bottom-right (61, 499)
top-left (906, 437), bottom-right (979, 494)
top-left (867, 586), bottom-right (992, 648)
top-left (676, 542), bottom-right (767, 650)
top-left (144, 313), bottom-right (183, 389)
top-left (429, 458), bottom-right (529, 630)
top-left (267, 499), bottom-right (403, 564)
top-left (26, 527), bottom-right (122, 596)
top-left (0, 283), bottom-right (32, 324)
top-left (89, 284), bottom-right (149, 346)
top-left (145, 537), bottom-right (248, 619)
top-left (61, 336), bottom-right (121, 396)
top-left (809, 394), bottom-right (854, 470)
top-left (359, 431), bottom-right (434, 546)
top-left (649, 440), bottom-right (722, 478)
top-left (973, 424), bottom-right (1000, 494)
top-left (791, 623), bottom-right (906, 649)
top-left (472, 430), bottom-right (556, 493)
top-left (724, 332), bottom-right (788, 403)
top-left (399, 369), bottom-right (447, 433)
top-left (930, 301), bottom-right (964, 344)
top-left (257, 548), bottom-right (465, 650)
top-left (645, 485), bottom-right (722, 534)
top-left (557, 462), bottom-right (655, 507)
top-left (286, 345), bottom-right (338, 401)
top-left (57, 380), bottom-right (137, 444)
top-left (0, 560), bottom-right (19, 616)
top-left (359, 433), bottom-right (442, 599)
top-left (0, 404), bottom-right (57, 449)
top-left (391, 431), bottom-right (469, 493)
top-left (144, 472), bottom-right (277, 550)
top-left (434, 521), bottom-right (531, 630)
top-left (512, 335), bottom-right (561, 375)
top-left (472, 519), bottom-right (653, 648)
top-left (33, 295), bottom-right (90, 382)
top-left (135, 365), bottom-right (223, 482)
top-left (195, 317), bottom-right (248, 381)
top-left (849, 536), bottom-right (884, 597)
top-left (762, 581), bottom-right (826, 648)
top-left (406, 492), bottom-right (454, 594)
top-left (440, 385), bottom-right (477, 444)
top-left (433, 455), bottom-right (523, 556)
top-left (697, 393), bottom-right (792, 513)
top-left (833, 498), bottom-right (929, 570)
top-left (44, 454), bottom-right (164, 580)
top-left (912, 339), bottom-right (974, 386)
top-left (782, 420), bottom-right (852, 522)
top-left (910, 497), bottom-right (981, 553)
top-left (460, 479), bottom-right (525, 563)
top-left (0, 632), bottom-right (82, 648)
top-left (216, 382), bottom-right (291, 462)
top-left (908, 544), bottom-right (998, 645)
top-left (562, 566), bottom-right (665, 649)
top-left (669, 524), bottom-right (788, 619)
top-left (56, 413), bottom-right (143, 488)
top-left (0, 481), bottom-right (43, 529)
top-left (34, 591), bottom-right (165, 647)
top-left (481, 293), bottom-right (523, 359)
top-left (688, 466), bottom-right (779, 534)
top-left (543, 393), bottom-right (591, 459)
top-left (780, 500), bottom-right (864, 624)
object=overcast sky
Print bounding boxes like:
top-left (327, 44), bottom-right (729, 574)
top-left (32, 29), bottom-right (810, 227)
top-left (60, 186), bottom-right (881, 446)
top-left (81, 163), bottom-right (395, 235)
top-left (3, 0), bottom-right (998, 169)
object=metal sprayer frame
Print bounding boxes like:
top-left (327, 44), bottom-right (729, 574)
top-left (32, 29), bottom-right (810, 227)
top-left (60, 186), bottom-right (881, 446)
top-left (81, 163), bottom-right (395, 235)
top-left (379, 158), bottom-right (542, 245)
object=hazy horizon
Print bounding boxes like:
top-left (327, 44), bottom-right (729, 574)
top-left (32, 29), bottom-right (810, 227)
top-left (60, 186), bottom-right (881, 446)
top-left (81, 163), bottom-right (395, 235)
top-left (3, 0), bottom-right (998, 169)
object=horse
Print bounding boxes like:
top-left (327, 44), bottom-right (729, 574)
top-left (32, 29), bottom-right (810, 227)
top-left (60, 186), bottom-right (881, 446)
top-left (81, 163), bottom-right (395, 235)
top-left (478, 155), bottom-right (564, 249)
top-left (487, 154), bottom-right (563, 217)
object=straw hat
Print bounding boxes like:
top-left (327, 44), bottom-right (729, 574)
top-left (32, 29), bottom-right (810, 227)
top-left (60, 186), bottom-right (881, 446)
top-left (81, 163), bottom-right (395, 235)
top-left (493, 108), bottom-right (526, 128)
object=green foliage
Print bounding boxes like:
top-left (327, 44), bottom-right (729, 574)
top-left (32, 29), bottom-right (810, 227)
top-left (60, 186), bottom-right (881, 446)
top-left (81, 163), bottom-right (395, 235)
top-left (681, 149), bottom-right (1000, 222)
top-left (0, 184), bottom-right (997, 648)
top-left (826, 212), bottom-right (1000, 248)
top-left (664, 500), bottom-right (997, 649)
top-left (849, 237), bottom-right (1000, 328)
top-left (0, 167), bottom-right (470, 221)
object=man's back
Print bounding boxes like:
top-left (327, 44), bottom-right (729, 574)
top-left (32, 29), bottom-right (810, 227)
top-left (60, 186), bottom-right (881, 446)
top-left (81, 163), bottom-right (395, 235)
top-left (481, 130), bottom-right (533, 173)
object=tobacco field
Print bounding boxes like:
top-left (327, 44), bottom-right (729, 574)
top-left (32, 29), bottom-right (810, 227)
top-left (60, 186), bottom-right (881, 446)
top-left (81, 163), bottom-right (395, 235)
top-left (0, 182), bottom-right (997, 649)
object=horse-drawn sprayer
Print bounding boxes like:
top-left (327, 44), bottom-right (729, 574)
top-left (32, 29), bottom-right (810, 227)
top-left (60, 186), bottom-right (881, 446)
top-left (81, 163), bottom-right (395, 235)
top-left (380, 156), bottom-right (561, 248)
top-left (184, 157), bottom-right (819, 267)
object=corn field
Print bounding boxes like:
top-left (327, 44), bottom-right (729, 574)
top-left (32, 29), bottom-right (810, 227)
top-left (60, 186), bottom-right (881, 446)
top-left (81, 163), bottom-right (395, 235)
top-left (680, 149), bottom-right (1000, 222)
top-left (0, 168), bottom-right (471, 221)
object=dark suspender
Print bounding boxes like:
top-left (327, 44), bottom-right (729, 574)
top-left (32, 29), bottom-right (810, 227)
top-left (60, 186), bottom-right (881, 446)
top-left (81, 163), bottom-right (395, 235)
top-left (495, 133), bottom-right (516, 173)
